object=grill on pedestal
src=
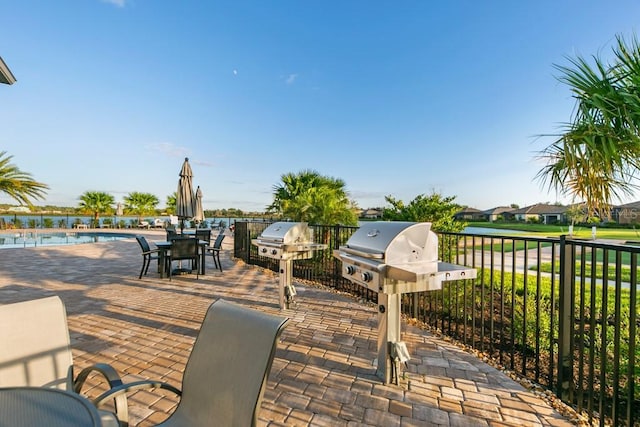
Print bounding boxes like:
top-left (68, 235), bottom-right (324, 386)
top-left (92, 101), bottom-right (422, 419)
top-left (333, 221), bottom-right (477, 384)
top-left (252, 222), bottom-right (327, 309)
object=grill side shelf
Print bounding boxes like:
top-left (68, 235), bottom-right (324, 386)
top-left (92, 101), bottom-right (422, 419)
top-left (382, 262), bottom-right (477, 294)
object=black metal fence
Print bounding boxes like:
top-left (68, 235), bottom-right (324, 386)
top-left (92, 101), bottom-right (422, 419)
top-left (234, 221), bottom-right (639, 426)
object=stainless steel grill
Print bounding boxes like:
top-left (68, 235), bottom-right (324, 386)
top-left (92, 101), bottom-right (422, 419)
top-left (333, 221), bottom-right (477, 384)
top-left (252, 222), bottom-right (327, 309)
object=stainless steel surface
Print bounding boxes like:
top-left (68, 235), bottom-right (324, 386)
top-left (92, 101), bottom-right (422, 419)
top-left (252, 222), bottom-right (321, 261)
top-left (251, 222), bottom-right (327, 309)
top-left (255, 222), bottom-right (312, 244)
top-left (334, 221), bottom-right (474, 293)
top-left (333, 221), bottom-right (477, 384)
top-left (341, 222), bottom-right (433, 263)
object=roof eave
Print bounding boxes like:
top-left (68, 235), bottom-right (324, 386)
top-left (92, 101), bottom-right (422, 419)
top-left (0, 57), bottom-right (16, 85)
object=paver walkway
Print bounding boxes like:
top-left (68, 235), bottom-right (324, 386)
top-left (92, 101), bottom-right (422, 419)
top-left (0, 229), bottom-right (578, 426)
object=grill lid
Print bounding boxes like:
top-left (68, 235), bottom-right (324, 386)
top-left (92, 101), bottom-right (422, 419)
top-left (341, 221), bottom-right (435, 264)
top-left (256, 222), bottom-right (312, 244)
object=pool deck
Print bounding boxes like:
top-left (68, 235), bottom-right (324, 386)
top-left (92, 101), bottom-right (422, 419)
top-left (0, 229), bottom-right (581, 426)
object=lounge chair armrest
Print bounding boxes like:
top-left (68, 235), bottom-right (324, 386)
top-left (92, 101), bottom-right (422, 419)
top-left (73, 362), bottom-right (125, 392)
top-left (93, 380), bottom-right (182, 408)
top-left (73, 363), bottom-right (128, 426)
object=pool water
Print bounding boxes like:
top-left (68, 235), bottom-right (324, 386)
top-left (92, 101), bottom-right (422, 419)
top-left (0, 232), bottom-right (133, 249)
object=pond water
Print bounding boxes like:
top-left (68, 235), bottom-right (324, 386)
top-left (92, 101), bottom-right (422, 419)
top-left (0, 232), bottom-right (133, 249)
top-left (462, 226), bottom-right (528, 235)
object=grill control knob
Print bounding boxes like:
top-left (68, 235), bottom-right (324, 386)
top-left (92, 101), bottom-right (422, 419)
top-left (361, 272), bottom-right (373, 282)
top-left (271, 249), bottom-right (278, 255)
top-left (261, 248), bottom-right (267, 253)
top-left (346, 266), bottom-right (356, 275)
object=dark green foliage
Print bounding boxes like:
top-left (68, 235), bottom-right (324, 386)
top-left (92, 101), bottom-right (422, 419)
top-left (268, 170), bottom-right (358, 226)
top-left (382, 192), bottom-right (466, 232)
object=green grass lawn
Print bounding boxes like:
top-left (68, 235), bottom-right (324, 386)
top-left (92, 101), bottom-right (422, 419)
top-left (470, 221), bottom-right (640, 241)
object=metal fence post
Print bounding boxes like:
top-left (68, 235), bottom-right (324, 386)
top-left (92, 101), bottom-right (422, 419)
top-left (332, 224), bottom-right (340, 288)
top-left (557, 235), bottom-right (573, 400)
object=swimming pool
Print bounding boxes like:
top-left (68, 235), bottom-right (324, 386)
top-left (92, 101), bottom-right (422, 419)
top-left (0, 232), bottom-right (134, 249)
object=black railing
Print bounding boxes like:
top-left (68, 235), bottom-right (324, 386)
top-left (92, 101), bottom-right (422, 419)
top-left (234, 221), bottom-right (639, 426)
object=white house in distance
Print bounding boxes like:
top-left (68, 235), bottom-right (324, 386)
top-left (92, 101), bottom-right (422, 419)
top-left (7, 206), bottom-right (30, 213)
top-left (455, 203), bottom-right (569, 224)
top-left (506, 204), bottom-right (568, 224)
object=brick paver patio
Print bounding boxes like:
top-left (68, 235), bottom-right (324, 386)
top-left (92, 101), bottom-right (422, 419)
top-left (0, 229), bottom-right (578, 426)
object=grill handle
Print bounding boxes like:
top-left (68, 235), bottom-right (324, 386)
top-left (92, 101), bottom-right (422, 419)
top-left (338, 246), bottom-right (384, 259)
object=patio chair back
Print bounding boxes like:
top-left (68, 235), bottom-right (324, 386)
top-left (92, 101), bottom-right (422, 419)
top-left (0, 296), bottom-right (72, 389)
top-left (157, 299), bottom-right (288, 427)
top-left (208, 232), bottom-right (225, 272)
top-left (136, 235), bottom-right (160, 279)
top-left (169, 237), bottom-right (199, 262)
top-left (167, 237), bottom-right (200, 279)
top-left (195, 229), bottom-right (211, 244)
top-left (0, 297), bottom-right (139, 426)
top-left (136, 235), bottom-right (152, 253)
top-left (212, 232), bottom-right (225, 249)
top-left (166, 228), bottom-right (178, 241)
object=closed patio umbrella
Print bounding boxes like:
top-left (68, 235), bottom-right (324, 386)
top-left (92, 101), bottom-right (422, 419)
top-left (193, 186), bottom-right (204, 225)
top-left (176, 158), bottom-right (195, 233)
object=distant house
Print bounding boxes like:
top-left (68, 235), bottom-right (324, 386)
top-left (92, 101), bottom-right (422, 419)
top-left (454, 207), bottom-right (483, 221)
top-left (481, 206), bottom-right (514, 222)
top-left (505, 203), bottom-right (568, 224)
top-left (613, 201), bottom-right (640, 225)
top-left (7, 206), bottom-right (30, 213)
top-left (361, 208), bottom-right (383, 219)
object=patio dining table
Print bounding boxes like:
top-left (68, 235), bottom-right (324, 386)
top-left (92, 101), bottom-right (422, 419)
top-left (156, 239), bottom-right (209, 278)
top-left (0, 387), bottom-right (102, 427)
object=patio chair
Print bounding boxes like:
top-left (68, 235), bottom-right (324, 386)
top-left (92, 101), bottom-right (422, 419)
top-left (195, 228), bottom-right (211, 244)
top-left (166, 228), bottom-right (178, 241)
top-left (135, 235), bottom-right (160, 279)
top-left (95, 299), bottom-right (289, 426)
top-left (206, 232), bottom-right (225, 272)
top-left (0, 296), bottom-right (148, 426)
top-left (166, 237), bottom-right (200, 280)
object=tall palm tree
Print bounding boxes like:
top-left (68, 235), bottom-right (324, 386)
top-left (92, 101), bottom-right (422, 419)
top-left (124, 192), bottom-right (160, 223)
top-left (78, 191), bottom-right (115, 226)
top-left (0, 151), bottom-right (48, 206)
top-left (268, 170), bottom-right (358, 226)
top-left (536, 34), bottom-right (640, 219)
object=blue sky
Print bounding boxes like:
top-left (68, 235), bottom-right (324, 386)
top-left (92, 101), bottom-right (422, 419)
top-left (2, 1), bottom-right (640, 213)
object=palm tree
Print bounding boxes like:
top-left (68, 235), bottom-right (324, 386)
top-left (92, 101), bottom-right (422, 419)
top-left (78, 191), bottom-right (115, 227)
top-left (0, 151), bottom-right (48, 206)
top-left (268, 170), bottom-right (358, 226)
top-left (124, 192), bottom-right (160, 224)
top-left (536, 34), bottom-right (640, 219)
top-left (165, 192), bottom-right (177, 214)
